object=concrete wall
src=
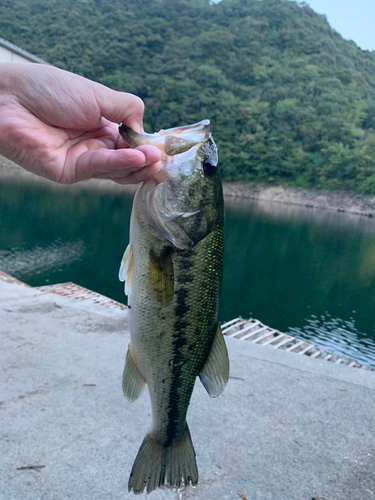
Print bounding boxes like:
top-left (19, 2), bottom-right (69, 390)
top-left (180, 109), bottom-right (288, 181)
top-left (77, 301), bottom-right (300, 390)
top-left (0, 38), bottom-right (48, 64)
top-left (0, 44), bottom-right (32, 63)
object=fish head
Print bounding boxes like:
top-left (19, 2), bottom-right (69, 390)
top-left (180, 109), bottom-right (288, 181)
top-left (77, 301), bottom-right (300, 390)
top-left (119, 120), bottom-right (223, 249)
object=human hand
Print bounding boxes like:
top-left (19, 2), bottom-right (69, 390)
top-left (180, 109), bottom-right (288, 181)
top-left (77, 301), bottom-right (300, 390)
top-left (0, 63), bottom-right (162, 184)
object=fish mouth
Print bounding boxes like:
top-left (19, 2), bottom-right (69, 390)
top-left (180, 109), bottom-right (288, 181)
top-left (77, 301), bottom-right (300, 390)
top-left (119, 120), bottom-right (211, 151)
top-left (153, 120), bottom-right (211, 144)
top-left (119, 120), bottom-right (217, 183)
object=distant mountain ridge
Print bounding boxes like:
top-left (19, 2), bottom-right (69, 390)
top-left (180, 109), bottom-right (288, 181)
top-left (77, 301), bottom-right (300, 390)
top-left (1, 0), bottom-right (375, 193)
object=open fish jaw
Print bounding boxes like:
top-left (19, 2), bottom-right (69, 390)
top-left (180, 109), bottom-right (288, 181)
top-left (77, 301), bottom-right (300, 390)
top-left (119, 119), bottom-right (216, 167)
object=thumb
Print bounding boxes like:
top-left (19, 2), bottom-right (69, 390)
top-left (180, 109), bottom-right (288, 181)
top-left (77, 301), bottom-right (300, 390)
top-left (94, 84), bottom-right (144, 133)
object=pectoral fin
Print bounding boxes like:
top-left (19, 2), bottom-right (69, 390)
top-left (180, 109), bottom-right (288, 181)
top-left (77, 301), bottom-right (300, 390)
top-left (199, 324), bottom-right (229, 398)
top-left (122, 344), bottom-right (146, 402)
top-left (119, 244), bottom-right (134, 295)
top-left (147, 247), bottom-right (174, 305)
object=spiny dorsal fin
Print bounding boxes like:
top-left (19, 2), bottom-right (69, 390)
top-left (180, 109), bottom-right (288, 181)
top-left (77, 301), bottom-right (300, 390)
top-left (119, 244), bottom-right (134, 296)
top-left (122, 344), bottom-right (146, 402)
top-left (199, 323), bottom-right (229, 398)
top-left (147, 246), bottom-right (174, 305)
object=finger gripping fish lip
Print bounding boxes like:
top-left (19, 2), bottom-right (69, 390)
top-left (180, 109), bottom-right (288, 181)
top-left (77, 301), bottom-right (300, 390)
top-left (118, 120), bottom-right (217, 164)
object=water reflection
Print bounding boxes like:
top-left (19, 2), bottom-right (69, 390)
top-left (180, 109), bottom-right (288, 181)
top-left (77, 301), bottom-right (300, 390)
top-left (288, 314), bottom-right (375, 368)
top-left (0, 240), bottom-right (85, 278)
top-left (222, 198), bottom-right (375, 359)
top-left (226, 197), bottom-right (375, 237)
top-left (0, 179), bottom-right (133, 295)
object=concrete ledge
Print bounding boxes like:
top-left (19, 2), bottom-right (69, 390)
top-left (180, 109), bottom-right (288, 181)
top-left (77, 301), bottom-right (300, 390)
top-left (227, 336), bottom-right (375, 391)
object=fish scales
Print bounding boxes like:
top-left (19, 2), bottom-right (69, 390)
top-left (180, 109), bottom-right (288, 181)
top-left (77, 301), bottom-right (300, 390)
top-left (119, 120), bottom-right (229, 494)
top-left (129, 202), bottom-right (224, 443)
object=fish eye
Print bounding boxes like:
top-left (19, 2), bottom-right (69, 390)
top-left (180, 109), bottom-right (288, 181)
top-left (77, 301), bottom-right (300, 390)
top-left (202, 159), bottom-right (217, 177)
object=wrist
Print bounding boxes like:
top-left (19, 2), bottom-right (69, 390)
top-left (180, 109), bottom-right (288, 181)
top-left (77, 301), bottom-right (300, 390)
top-left (0, 63), bottom-right (15, 92)
top-left (0, 63), bottom-right (21, 110)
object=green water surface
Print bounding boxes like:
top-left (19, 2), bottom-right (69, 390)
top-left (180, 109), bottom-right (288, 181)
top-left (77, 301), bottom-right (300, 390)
top-left (1, 179), bottom-right (375, 366)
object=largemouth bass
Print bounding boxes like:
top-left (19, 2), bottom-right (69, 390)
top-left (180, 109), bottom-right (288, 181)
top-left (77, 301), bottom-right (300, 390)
top-left (118, 120), bottom-right (229, 495)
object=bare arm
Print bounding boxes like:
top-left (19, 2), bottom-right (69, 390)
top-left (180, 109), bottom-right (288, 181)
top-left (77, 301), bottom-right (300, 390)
top-left (0, 63), bottom-right (161, 184)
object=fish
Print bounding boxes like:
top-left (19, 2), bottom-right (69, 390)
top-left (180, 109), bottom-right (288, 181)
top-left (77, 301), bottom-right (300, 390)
top-left (118, 119), bottom-right (229, 495)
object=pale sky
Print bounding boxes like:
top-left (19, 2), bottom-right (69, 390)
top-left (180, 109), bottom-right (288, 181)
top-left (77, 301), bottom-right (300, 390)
top-left (213, 0), bottom-right (375, 52)
top-left (305, 0), bottom-right (375, 52)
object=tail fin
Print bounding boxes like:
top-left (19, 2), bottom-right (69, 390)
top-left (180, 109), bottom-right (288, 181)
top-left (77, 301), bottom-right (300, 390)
top-left (128, 426), bottom-right (198, 495)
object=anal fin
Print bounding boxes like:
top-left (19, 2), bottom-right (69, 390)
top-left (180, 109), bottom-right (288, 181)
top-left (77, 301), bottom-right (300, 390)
top-left (122, 344), bottom-right (145, 402)
top-left (199, 323), bottom-right (229, 398)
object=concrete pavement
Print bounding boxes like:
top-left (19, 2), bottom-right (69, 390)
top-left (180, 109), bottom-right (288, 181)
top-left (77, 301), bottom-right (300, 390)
top-left (1, 278), bottom-right (374, 500)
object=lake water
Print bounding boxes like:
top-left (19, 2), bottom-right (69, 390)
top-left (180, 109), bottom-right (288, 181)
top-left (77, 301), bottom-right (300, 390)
top-left (1, 178), bottom-right (375, 367)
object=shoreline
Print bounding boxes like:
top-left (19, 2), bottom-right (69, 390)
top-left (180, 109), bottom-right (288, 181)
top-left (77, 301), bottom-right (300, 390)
top-left (2, 155), bottom-right (375, 217)
top-left (223, 183), bottom-right (375, 218)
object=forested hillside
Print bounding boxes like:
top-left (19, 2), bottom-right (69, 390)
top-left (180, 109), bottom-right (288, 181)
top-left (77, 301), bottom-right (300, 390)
top-left (1, 0), bottom-right (375, 193)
